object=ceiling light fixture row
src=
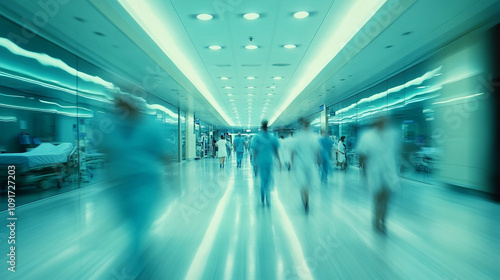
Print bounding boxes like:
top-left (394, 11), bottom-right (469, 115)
top-left (197, 11), bottom-right (309, 21)
top-left (210, 44), bottom-right (297, 50)
top-left (201, 11), bottom-right (300, 118)
top-left (203, 11), bottom-right (305, 50)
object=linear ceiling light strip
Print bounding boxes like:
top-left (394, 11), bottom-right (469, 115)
top-left (117, 0), bottom-right (235, 126)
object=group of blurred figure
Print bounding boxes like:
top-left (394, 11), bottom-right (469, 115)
top-left (214, 132), bottom-right (246, 169)
top-left (249, 118), bottom-right (337, 212)
top-left (248, 116), bottom-right (401, 232)
top-left (97, 91), bottom-right (401, 277)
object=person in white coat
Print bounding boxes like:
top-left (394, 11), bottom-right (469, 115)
top-left (357, 115), bottom-right (401, 232)
top-left (337, 136), bottom-right (347, 171)
top-left (216, 135), bottom-right (228, 168)
top-left (290, 118), bottom-right (321, 213)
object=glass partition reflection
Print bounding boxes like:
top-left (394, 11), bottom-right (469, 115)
top-left (0, 16), bottom-right (82, 209)
top-left (0, 15), bottom-right (181, 209)
top-left (325, 25), bottom-right (494, 191)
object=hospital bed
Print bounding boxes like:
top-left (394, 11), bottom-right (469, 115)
top-left (0, 143), bottom-right (78, 190)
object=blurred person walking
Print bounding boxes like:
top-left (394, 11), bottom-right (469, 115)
top-left (101, 92), bottom-right (172, 277)
top-left (212, 139), bottom-right (217, 158)
top-left (233, 132), bottom-right (245, 168)
top-left (249, 136), bottom-right (258, 177)
top-left (290, 118), bottom-right (321, 213)
top-left (279, 135), bottom-right (292, 171)
top-left (357, 115), bottom-right (401, 232)
top-left (337, 136), bottom-right (347, 171)
top-left (319, 130), bottom-right (334, 183)
top-left (216, 135), bottom-right (228, 168)
top-left (251, 120), bottom-right (280, 207)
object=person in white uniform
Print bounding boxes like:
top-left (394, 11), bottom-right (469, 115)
top-left (337, 136), bottom-right (347, 171)
top-left (290, 118), bottom-right (321, 212)
top-left (216, 135), bottom-right (228, 168)
top-left (357, 115), bottom-right (401, 232)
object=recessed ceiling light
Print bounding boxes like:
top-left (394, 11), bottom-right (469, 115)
top-left (294, 11), bottom-right (309, 19)
top-left (245, 45), bottom-right (259, 50)
top-left (247, 86), bottom-right (256, 89)
top-left (209, 45), bottom-right (222, 50)
top-left (248, 99), bottom-right (254, 101)
top-left (273, 76), bottom-right (282, 80)
top-left (197, 14), bottom-right (213, 20)
top-left (224, 86), bottom-right (233, 89)
top-left (284, 44), bottom-right (296, 49)
top-left (246, 76), bottom-right (256, 80)
top-left (228, 99), bottom-right (235, 101)
top-left (247, 93), bottom-right (255, 96)
top-left (243, 13), bottom-right (260, 20)
top-left (220, 77), bottom-right (229, 80)
top-left (268, 85), bottom-right (276, 89)
top-left (267, 93), bottom-right (273, 96)
top-left (227, 94), bottom-right (233, 96)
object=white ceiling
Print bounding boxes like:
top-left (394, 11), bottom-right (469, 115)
top-left (1, 0), bottom-right (499, 129)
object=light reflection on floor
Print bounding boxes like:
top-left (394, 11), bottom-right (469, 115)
top-left (1, 154), bottom-right (499, 279)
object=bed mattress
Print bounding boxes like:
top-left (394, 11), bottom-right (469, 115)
top-left (0, 143), bottom-right (74, 168)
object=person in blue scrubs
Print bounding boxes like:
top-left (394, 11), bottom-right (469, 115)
top-left (251, 120), bottom-right (280, 207)
top-left (319, 130), bottom-right (334, 183)
top-left (233, 132), bottom-right (245, 167)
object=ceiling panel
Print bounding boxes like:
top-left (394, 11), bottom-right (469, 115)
top-left (1, 0), bottom-right (500, 130)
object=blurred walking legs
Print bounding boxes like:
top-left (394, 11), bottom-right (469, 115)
top-left (320, 158), bottom-right (330, 183)
top-left (236, 151), bottom-right (243, 167)
top-left (374, 186), bottom-right (391, 231)
top-left (260, 166), bottom-right (271, 207)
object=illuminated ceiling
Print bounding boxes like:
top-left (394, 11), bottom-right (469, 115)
top-left (0, 0), bottom-right (499, 129)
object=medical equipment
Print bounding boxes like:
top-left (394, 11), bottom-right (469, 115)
top-left (0, 143), bottom-right (78, 190)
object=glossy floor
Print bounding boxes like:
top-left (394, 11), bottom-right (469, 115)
top-left (1, 154), bottom-right (499, 279)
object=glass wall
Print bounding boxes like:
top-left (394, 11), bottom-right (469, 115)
top-left (0, 15), bottom-right (180, 209)
top-left (328, 62), bottom-right (450, 183)
top-left (326, 26), bottom-right (495, 193)
top-left (195, 119), bottom-right (211, 158)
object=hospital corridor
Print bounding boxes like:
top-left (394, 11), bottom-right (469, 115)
top-left (3, 156), bottom-right (500, 279)
top-left (1, 0), bottom-right (500, 279)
